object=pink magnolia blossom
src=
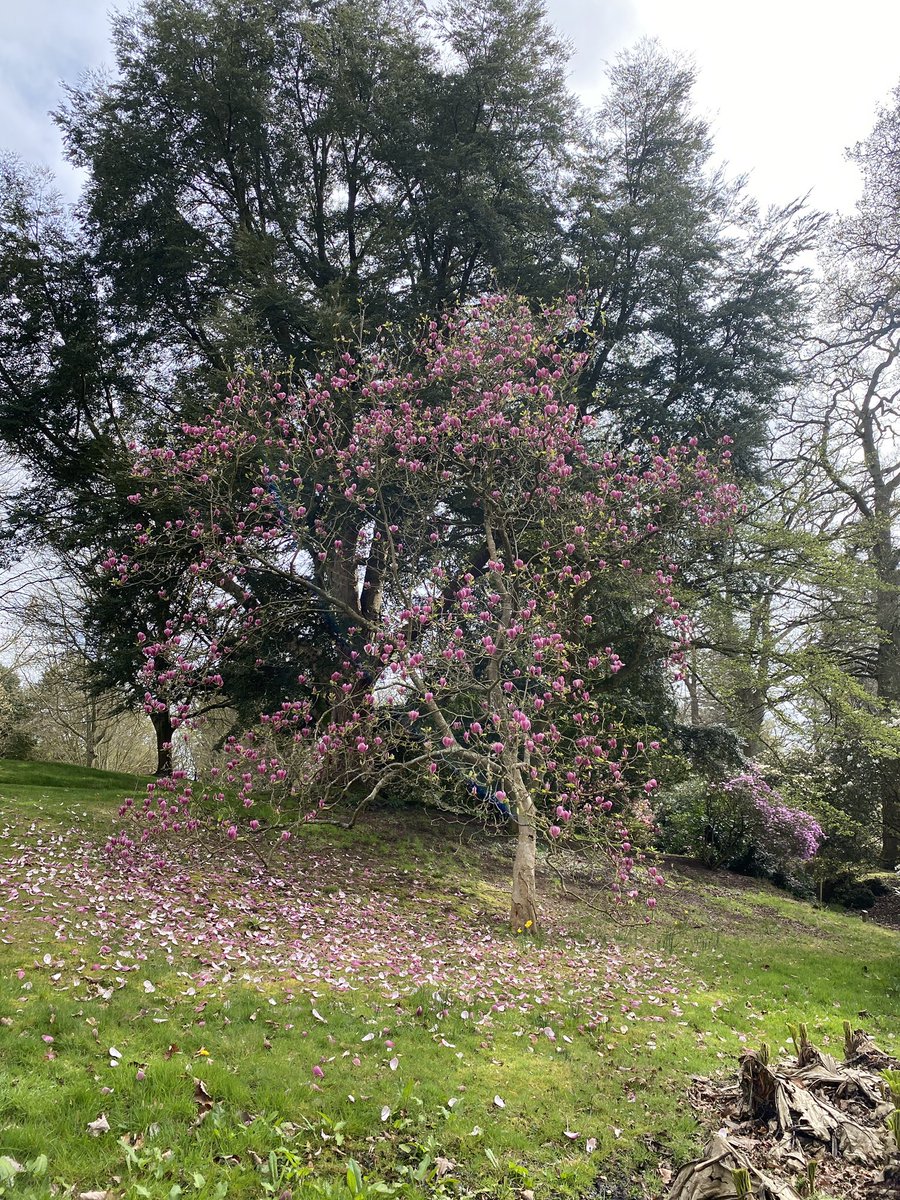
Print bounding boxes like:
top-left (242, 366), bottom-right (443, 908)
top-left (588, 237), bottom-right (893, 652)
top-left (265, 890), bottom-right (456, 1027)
top-left (110, 295), bottom-right (739, 918)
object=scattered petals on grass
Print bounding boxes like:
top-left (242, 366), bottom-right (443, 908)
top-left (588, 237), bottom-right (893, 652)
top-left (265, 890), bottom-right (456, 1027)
top-left (86, 1115), bottom-right (110, 1137)
top-left (0, 824), bottom-right (684, 1024)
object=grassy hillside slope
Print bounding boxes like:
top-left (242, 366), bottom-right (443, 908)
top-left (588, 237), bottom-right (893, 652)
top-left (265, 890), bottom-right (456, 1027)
top-left (0, 761), bottom-right (897, 1199)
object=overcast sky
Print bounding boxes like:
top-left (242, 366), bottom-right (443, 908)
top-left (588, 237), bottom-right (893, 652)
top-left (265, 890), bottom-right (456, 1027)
top-left (1, 0), bottom-right (900, 215)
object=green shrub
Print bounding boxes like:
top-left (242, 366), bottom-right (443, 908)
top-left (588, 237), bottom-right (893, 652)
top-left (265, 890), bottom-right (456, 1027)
top-left (654, 770), bottom-right (822, 893)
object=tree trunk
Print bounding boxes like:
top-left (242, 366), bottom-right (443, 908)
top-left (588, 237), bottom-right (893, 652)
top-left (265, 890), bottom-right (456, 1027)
top-left (874, 570), bottom-right (900, 867)
top-left (688, 648), bottom-right (700, 725)
top-left (733, 682), bottom-right (767, 760)
top-left (150, 709), bottom-right (174, 777)
top-left (880, 772), bottom-right (900, 869)
top-left (84, 694), bottom-right (99, 770)
top-left (509, 777), bottom-right (538, 929)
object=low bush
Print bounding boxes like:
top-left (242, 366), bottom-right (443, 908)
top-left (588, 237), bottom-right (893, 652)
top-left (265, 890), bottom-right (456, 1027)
top-left (655, 769), bottom-right (823, 892)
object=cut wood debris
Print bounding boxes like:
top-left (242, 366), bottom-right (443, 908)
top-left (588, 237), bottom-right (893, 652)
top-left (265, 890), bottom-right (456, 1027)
top-left (666, 1131), bottom-right (804, 1200)
top-left (667, 1027), bottom-right (899, 1200)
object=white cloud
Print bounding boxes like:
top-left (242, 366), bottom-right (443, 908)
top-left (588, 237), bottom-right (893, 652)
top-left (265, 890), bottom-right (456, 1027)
top-left (2, 0), bottom-right (900, 215)
top-left (548, 0), bottom-right (637, 90)
top-left (604, 0), bottom-right (900, 214)
top-left (0, 0), bottom-right (111, 195)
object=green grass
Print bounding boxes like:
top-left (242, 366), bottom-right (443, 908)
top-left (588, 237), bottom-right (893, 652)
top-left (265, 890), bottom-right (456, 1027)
top-left (0, 758), bottom-right (149, 795)
top-left (0, 759), bottom-right (150, 836)
top-left (0, 760), bottom-right (897, 1199)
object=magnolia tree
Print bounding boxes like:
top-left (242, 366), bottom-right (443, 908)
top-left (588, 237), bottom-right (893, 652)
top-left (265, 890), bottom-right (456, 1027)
top-left (109, 297), bottom-right (739, 927)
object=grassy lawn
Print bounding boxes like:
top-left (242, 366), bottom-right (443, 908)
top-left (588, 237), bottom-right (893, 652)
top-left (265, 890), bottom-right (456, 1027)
top-left (0, 761), bottom-right (897, 1199)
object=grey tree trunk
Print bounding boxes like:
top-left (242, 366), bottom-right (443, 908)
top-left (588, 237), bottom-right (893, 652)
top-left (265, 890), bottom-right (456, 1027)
top-left (875, 577), bottom-right (900, 868)
top-left (879, 769), bottom-right (900, 869)
top-left (509, 773), bottom-right (538, 929)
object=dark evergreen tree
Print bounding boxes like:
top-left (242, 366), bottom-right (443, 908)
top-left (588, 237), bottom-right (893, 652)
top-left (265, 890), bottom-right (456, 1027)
top-left (57, 0), bottom-right (572, 375)
top-left (569, 41), bottom-right (821, 472)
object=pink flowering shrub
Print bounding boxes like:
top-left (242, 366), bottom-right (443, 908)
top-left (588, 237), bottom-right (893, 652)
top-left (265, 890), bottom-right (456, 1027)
top-left (107, 295), bottom-right (739, 925)
top-left (656, 769), bottom-right (823, 888)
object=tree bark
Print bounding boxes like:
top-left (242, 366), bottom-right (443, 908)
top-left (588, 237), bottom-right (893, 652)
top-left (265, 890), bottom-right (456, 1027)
top-left (509, 775), bottom-right (538, 929)
top-left (316, 526), bottom-right (371, 791)
top-left (688, 648), bottom-right (700, 725)
top-left (84, 693), bottom-right (99, 770)
top-left (873, 542), bottom-right (900, 867)
top-left (879, 769), bottom-right (900, 869)
top-left (150, 709), bottom-right (174, 777)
